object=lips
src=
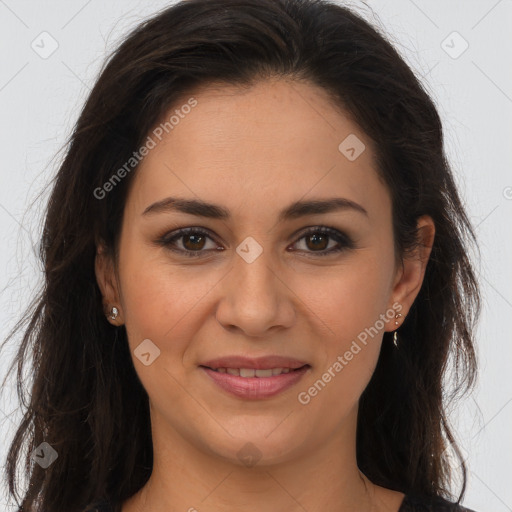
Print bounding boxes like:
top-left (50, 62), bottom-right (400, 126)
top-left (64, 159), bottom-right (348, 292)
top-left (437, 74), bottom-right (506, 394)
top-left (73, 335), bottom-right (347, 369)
top-left (199, 355), bottom-right (311, 399)
top-left (200, 365), bottom-right (310, 399)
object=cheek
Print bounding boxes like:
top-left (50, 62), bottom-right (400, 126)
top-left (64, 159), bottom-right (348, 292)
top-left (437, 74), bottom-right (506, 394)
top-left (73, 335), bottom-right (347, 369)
top-left (293, 256), bottom-right (392, 411)
top-left (116, 242), bottom-right (220, 415)
top-left (296, 255), bottom-right (391, 342)
top-left (117, 236), bottom-right (212, 357)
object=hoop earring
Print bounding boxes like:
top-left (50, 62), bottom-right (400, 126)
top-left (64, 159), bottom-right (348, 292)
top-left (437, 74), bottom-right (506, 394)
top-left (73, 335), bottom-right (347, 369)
top-left (109, 306), bottom-right (119, 321)
top-left (393, 313), bottom-right (403, 348)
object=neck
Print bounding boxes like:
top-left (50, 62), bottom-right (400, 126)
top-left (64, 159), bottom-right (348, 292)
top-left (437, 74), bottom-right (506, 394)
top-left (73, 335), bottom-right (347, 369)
top-left (122, 404), bottom-right (384, 512)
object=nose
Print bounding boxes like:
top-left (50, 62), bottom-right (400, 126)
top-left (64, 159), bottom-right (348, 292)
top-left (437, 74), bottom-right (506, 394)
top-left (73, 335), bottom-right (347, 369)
top-left (215, 244), bottom-right (296, 337)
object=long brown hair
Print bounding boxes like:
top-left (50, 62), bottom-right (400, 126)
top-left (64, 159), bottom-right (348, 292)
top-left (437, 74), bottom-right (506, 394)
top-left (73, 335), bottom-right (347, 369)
top-left (1, 1), bottom-right (480, 510)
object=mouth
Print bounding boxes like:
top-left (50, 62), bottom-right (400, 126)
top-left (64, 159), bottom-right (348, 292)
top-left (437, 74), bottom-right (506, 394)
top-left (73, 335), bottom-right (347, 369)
top-left (199, 364), bottom-right (311, 399)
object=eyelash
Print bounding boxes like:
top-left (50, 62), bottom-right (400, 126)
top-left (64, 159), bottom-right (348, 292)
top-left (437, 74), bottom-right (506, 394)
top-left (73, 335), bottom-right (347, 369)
top-left (155, 226), bottom-right (355, 258)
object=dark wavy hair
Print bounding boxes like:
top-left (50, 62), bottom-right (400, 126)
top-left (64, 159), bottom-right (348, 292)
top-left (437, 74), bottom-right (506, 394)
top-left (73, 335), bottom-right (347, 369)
top-left (1, 0), bottom-right (480, 511)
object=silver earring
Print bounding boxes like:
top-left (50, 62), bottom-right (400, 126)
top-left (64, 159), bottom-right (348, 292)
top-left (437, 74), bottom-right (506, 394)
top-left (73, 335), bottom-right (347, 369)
top-left (393, 313), bottom-right (402, 347)
top-left (109, 306), bottom-right (119, 320)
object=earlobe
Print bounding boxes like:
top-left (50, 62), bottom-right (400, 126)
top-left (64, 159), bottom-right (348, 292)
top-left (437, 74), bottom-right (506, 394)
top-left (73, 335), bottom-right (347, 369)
top-left (388, 215), bottom-right (435, 326)
top-left (95, 244), bottom-right (123, 324)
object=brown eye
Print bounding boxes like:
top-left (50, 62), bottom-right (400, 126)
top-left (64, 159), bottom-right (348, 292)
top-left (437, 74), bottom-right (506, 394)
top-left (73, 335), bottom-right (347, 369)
top-left (304, 232), bottom-right (329, 251)
top-left (291, 227), bottom-right (355, 257)
top-left (182, 233), bottom-right (207, 251)
top-left (157, 228), bottom-right (220, 257)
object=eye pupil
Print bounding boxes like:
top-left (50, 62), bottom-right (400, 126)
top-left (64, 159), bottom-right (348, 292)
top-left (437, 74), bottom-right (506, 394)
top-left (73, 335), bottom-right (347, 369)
top-left (183, 234), bottom-right (206, 250)
top-left (306, 233), bottom-right (328, 251)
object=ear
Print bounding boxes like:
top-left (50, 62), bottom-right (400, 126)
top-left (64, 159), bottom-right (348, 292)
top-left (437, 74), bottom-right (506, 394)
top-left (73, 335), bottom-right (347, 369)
top-left (387, 215), bottom-right (435, 329)
top-left (95, 243), bottom-right (123, 325)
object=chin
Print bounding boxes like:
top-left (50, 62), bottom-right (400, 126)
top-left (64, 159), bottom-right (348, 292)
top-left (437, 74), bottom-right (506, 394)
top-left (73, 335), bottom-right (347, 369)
top-left (199, 422), bottom-right (310, 468)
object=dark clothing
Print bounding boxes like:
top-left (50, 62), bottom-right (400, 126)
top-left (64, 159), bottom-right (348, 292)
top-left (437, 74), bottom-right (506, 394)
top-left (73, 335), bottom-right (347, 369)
top-left (86, 494), bottom-right (478, 511)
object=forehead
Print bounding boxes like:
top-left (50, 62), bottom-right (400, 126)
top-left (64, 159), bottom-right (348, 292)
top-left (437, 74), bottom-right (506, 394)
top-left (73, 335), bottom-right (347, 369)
top-left (126, 78), bottom-right (390, 223)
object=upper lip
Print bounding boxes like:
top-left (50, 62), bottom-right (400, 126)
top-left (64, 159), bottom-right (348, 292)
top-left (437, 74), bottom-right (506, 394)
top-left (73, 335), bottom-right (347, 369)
top-left (200, 355), bottom-right (309, 370)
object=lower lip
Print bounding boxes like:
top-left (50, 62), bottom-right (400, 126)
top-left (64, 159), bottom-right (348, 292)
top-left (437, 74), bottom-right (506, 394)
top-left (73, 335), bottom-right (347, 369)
top-left (200, 365), bottom-right (310, 399)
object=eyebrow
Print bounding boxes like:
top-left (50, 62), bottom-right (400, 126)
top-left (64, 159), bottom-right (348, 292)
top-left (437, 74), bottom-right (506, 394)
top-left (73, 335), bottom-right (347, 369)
top-left (142, 196), bottom-right (368, 221)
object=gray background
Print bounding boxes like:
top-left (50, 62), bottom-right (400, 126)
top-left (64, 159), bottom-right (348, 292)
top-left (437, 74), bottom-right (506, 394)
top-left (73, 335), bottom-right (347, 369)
top-left (0, 1), bottom-right (511, 510)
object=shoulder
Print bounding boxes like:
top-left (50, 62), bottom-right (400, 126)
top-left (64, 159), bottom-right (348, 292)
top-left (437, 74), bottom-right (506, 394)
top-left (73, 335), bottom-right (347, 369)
top-left (400, 494), bottom-right (478, 512)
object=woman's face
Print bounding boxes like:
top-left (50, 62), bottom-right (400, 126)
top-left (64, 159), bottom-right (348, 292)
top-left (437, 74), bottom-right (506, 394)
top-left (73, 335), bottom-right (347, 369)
top-left (97, 78), bottom-right (431, 466)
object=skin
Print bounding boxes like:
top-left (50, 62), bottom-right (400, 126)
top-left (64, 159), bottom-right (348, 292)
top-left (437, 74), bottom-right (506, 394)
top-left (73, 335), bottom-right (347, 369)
top-left (96, 78), bottom-right (435, 512)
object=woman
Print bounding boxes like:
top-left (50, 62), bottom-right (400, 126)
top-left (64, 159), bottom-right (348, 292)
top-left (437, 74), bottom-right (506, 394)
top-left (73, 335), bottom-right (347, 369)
top-left (1, 0), bottom-right (481, 511)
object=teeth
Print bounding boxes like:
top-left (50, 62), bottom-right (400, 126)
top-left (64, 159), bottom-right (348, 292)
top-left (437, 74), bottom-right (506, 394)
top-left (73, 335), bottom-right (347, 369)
top-left (255, 369), bottom-right (273, 377)
top-left (213, 367), bottom-right (295, 377)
